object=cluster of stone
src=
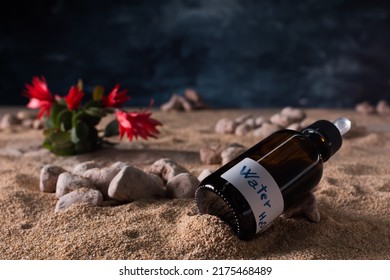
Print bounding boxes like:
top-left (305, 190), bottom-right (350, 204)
top-left (0, 110), bottom-right (44, 130)
top-left (160, 89), bottom-right (208, 112)
top-left (200, 143), bottom-right (246, 165)
top-left (201, 107), bottom-right (306, 165)
top-left (40, 158), bottom-right (202, 212)
top-left (214, 107), bottom-right (306, 138)
top-left (355, 100), bottom-right (390, 115)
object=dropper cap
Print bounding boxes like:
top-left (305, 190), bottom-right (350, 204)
top-left (302, 117), bottom-right (351, 160)
top-left (333, 117), bottom-right (352, 136)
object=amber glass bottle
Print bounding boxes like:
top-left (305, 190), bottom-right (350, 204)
top-left (195, 118), bottom-right (351, 240)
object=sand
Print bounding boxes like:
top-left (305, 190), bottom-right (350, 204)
top-left (0, 108), bottom-right (389, 260)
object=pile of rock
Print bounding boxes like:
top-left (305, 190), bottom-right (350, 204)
top-left (160, 89), bottom-right (208, 112)
top-left (40, 158), bottom-right (202, 212)
top-left (200, 107), bottom-right (306, 165)
top-left (0, 110), bottom-right (44, 130)
top-left (200, 143), bottom-right (246, 165)
top-left (214, 106), bottom-right (306, 138)
top-left (355, 100), bottom-right (390, 115)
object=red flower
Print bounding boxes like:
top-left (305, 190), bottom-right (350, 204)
top-left (116, 109), bottom-right (162, 141)
top-left (24, 76), bottom-right (55, 119)
top-left (65, 86), bottom-right (84, 110)
top-left (102, 84), bottom-right (130, 108)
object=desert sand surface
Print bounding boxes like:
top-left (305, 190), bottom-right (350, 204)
top-left (0, 107), bottom-right (389, 259)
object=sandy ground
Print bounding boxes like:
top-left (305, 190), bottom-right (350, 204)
top-left (0, 108), bottom-right (389, 259)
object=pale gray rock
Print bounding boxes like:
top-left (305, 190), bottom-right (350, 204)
top-left (234, 114), bottom-right (252, 125)
top-left (376, 100), bottom-right (390, 115)
top-left (184, 88), bottom-right (202, 103)
top-left (355, 101), bottom-right (376, 114)
top-left (253, 122), bottom-right (280, 138)
top-left (235, 123), bottom-right (252, 136)
top-left (160, 94), bottom-right (183, 112)
top-left (215, 118), bottom-right (236, 134)
top-left (16, 110), bottom-right (36, 121)
top-left (32, 119), bottom-right (44, 129)
top-left (177, 95), bottom-right (193, 111)
top-left (166, 173), bottom-right (200, 198)
top-left (286, 122), bottom-right (303, 131)
top-left (244, 117), bottom-right (256, 129)
top-left (83, 161), bottom-right (128, 198)
top-left (21, 119), bottom-right (34, 128)
top-left (199, 144), bottom-right (222, 164)
top-left (254, 116), bottom-right (266, 128)
top-left (221, 143), bottom-right (246, 165)
top-left (56, 172), bottom-right (95, 198)
top-left (280, 107), bottom-right (306, 123)
top-left (270, 113), bottom-right (291, 128)
top-left (55, 188), bottom-right (103, 213)
top-left (147, 158), bottom-right (188, 183)
top-left (108, 166), bottom-right (165, 202)
top-left (197, 169), bottom-right (213, 182)
top-left (184, 88), bottom-right (208, 109)
top-left (39, 164), bottom-right (67, 193)
top-left (0, 113), bottom-right (21, 129)
top-left (73, 161), bottom-right (99, 175)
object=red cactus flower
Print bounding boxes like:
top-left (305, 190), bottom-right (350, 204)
top-left (116, 109), bottom-right (162, 141)
top-left (65, 86), bottom-right (84, 110)
top-left (24, 76), bottom-right (55, 119)
top-left (102, 84), bottom-right (130, 108)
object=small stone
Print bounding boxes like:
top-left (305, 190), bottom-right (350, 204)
top-left (244, 117), bottom-right (256, 128)
top-left (166, 173), bottom-right (200, 198)
top-left (55, 188), bottom-right (103, 212)
top-left (270, 113), bottom-right (291, 128)
top-left (0, 113), bottom-right (21, 129)
top-left (160, 94), bottom-right (183, 112)
top-left (286, 122), bottom-right (302, 131)
top-left (376, 100), bottom-right (390, 115)
top-left (40, 164), bottom-right (67, 193)
top-left (16, 110), bottom-right (36, 121)
top-left (32, 119), bottom-right (44, 129)
top-left (184, 88), bottom-right (202, 103)
top-left (355, 101), bottom-right (376, 114)
top-left (221, 143), bottom-right (246, 165)
top-left (234, 114), bottom-right (252, 125)
top-left (235, 123), bottom-right (252, 136)
top-left (148, 158), bottom-right (188, 183)
top-left (199, 144), bottom-right (222, 164)
top-left (83, 162), bottom-right (128, 198)
top-left (253, 122), bottom-right (280, 138)
top-left (215, 118), bottom-right (236, 134)
top-left (280, 107), bottom-right (306, 123)
top-left (108, 166), bottom-right (165, 202)
top-left (254, 116), bottom-right (266, 128)
top-left (282, 192), bottom-right (320, 223)
top-left (177, 95), bottom-right (193, 111)
top-left (73, 161), bottom-right (99, 175)
top-left (184, 89), bottom-right (208, 110)
top-left (56, 172), bottom-right (95, 198)
top-left (197, 169), bottom-right (213, 182)
top-left (21, 119), bottom-right (34, 128)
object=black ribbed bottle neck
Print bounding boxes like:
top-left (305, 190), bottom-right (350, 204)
top-left (301, 120), bottom-right (343, 162)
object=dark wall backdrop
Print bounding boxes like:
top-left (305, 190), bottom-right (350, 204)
top-left (1, 0), bottom-right (390, 108)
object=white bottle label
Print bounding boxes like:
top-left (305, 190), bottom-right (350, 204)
top-left (221, 157), bottom-right (284, 233)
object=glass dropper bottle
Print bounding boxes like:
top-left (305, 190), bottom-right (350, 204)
top-left (195, 117), bottom-right (351, 240)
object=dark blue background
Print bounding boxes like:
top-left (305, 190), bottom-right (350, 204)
top-left (1, 0), bottom-right (390, 108)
